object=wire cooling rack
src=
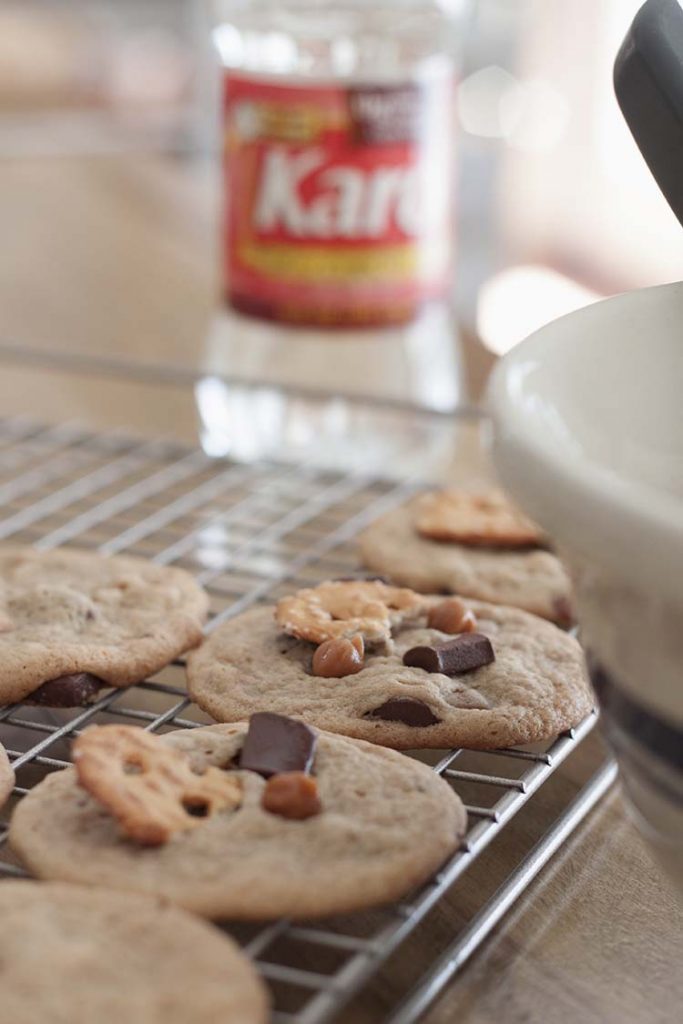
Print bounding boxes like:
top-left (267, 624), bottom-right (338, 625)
top-left (0, 413), bottom-right (616, 1024)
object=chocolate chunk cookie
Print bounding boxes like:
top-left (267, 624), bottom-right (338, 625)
top-left (0, 741), bottom-right (14, 808)
top-left (0, 881), bottom-right (268, 1024)
top-left (0, 547), bottom-right (208, 705)
top-left (10, 721), bottom-right (467, 919)
top-left (358, 493), bottom-right (574, 625)
top-left (187, 584), bottom-right (592, 750)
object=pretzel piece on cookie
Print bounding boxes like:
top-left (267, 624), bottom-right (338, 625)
top-left (416, 489), bottom-right (544, 547)
top-left (276, 580), bottom-right (429, 645)
top-left (73, 725), bottom-right (242, 846)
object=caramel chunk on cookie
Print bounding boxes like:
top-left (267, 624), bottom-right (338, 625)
top-left (262, 772), bottom-right (321, 820)
top-left (73, 725), bottom-right (242, 846)
top-left (416, 489), bottom-right (544, 547)
top-left (312, 635), bottom-right (365, 677)
top-left (427, 597), bottom-right (477, 634)
top-left (276, 579), bottom-right (428, 645)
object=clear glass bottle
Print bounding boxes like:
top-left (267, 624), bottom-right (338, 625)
top-left (199, 0), bottom-right (465, 460)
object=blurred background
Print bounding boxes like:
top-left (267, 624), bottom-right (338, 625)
top-left (0, 0), bottom-right (680, 408)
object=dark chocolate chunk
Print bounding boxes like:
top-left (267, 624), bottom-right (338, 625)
top-left (403, 633), bottom-right (495, 675)
top-left (367, 698), bottom-right (440, 727)
top-left (28, 673), bottom-right (106, 707)
top-left (239, 712), bottom-right (317, 778)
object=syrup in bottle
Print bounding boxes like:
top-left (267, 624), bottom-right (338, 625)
top-left (200, 1), bottom-right (464, 459)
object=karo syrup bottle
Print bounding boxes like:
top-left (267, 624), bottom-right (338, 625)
top-left (201, 1), bottom-right (464, 458)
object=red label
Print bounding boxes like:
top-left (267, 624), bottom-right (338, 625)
top-left (223, 73), bottom-right (455, 328)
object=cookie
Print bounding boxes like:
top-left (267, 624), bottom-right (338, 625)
top-left (0, 881), bottom-right (268, 1024)
top-left (0, 741), bottom-right (14, 808)
top-left (358, 496), bottom-right (573, 624)
top-left (0, 546), bottom-right (208, 705)
top-left (10, 720), bottom-right (467, 919)
top-left (186, 584), bottom-right (592, 750)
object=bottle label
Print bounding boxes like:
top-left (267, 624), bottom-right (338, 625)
top-left (223, 72), bottom-right (455, 327)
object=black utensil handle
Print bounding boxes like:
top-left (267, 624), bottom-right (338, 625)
top-left (614, 0), bottom-right (683, 227)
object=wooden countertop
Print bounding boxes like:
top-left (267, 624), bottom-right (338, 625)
top-left (0, 153), bottom-right (679, 1024)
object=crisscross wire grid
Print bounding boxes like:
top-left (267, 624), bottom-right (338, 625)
top-left (0, 414), bottom-right (602, 1024)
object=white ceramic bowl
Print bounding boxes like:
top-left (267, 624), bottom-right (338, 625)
top-left (488, 281), bottom-right (683, 884)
